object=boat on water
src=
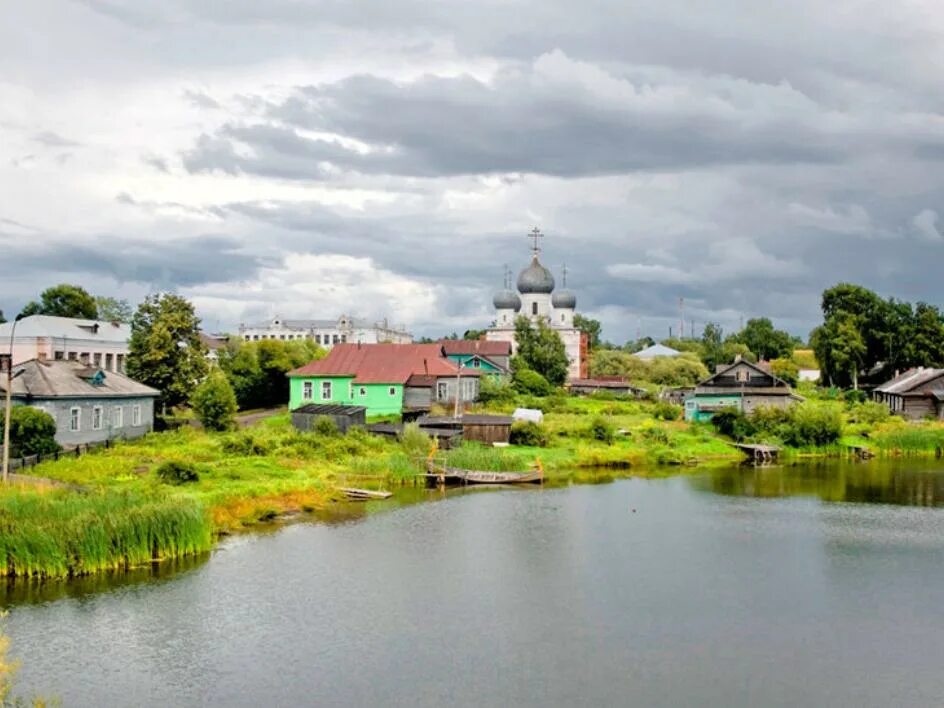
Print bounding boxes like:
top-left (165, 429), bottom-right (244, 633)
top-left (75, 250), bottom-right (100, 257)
top-left (424, 461), bottom-right (544, 485)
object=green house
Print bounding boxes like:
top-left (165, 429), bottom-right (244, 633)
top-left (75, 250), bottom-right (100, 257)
top-left (288, 343), bottom-right (481, 418)
top-left (440, 340), bottom-right (511, 374)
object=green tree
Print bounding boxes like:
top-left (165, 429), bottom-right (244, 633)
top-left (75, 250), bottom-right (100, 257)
top-left (191, 370), bottom-right (238, 431)
top-left (19, 284), bottom-right (98, 319)
top-left (512, 316), bottom-right (569, 386)
top-left (573, 314), bottom-right (602, 349)
top-left (905, 302), bottom-right (944, 368)
top-left (769, 358), bottom-right (800, 386)
top-left (219, 338), bottom-right (324, 409)
top-left (735, 318), bottom-right (794, 360)
top-left (462, 329), bottom-right (487, 340)
top-left (823, 313), bottom-right (867, 389)
top-left (0, 406), bottom-right (59, 457)
top-left (126, 293), bottom-right (208, 411)
top-left (700, 322), bottom-right (726, 370)
top-left (94, 296), bottom-right (133, 323)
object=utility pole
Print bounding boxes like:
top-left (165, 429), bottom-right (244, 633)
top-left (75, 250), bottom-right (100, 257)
top-left (679, 297), bottom-right (685, 341)
top-left (3, 315), bottom-right (23, 483)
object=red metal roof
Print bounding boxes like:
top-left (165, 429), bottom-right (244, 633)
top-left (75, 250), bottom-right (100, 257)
top-left (289, 343), bottom-right (480, 384)
top-left (439, 339), bottom-right (511, 357)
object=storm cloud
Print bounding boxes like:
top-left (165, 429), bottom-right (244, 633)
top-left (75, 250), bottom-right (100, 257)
top-left (2, 1), bottom-right (944, 340)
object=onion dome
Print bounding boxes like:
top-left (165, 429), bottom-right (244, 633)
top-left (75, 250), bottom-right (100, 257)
top-left (493, 289), bottom-right (522, 311)
top-left (552, 289), bottom-right (576, 309)
top-left (517, 255), bottom-right (555, 294)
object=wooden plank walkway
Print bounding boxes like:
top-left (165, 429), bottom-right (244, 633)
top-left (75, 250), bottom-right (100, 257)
top-left (732, 443), bottom-right (781, 464)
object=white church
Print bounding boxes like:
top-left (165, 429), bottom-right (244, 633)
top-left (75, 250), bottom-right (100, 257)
top-left (485, 228), bottom-right (587, 380)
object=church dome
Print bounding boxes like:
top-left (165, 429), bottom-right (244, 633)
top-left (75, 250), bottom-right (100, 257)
top-left (552, 289), bottom-right (576, 309)
top-left (517, 256), bottom-right (555, 294)
top-left (493, 289), bottom-right (522, 311)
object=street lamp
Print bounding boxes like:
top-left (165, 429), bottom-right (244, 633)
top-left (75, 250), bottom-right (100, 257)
top-left (3, 314), bottom-right (24, 483)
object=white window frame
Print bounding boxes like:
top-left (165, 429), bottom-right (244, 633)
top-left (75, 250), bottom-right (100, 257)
top-left (92, 405), bottom-right (103, 431)
top-left (113, 406), bottom-right (123, 429)
top-left (321, 381), bottom-right (332, 400)
top-left (69, 406), bottom-right (81, 432)
top-left (472, 358), bottom-right (481, 368)
top-left (303, 381), bottom-right (313, 400)
top-left (132, 404), bottom-right (141, 427)
top-left (437, 382), bottom-right (449, 400)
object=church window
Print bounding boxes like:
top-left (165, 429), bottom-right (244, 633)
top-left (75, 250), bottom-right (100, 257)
top-left (532, 302), bottom-right (538, 316)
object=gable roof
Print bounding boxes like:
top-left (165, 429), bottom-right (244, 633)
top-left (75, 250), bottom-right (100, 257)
top-left (698, 358), bottom-right (791, 389)
top-left (0, 315), bottom-right (130, 344)
top-left (634, 344), bottom-right (681, 359)
top-left (288, 343), bottom-right (480, 384)
top-left (0, 359), bottom-right (159, 399)
top-left (874, 367), bottom-right (944, 394)
top-left (440, 340), bottom-right (512, 357)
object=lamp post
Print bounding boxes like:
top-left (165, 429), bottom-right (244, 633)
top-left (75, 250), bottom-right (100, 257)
top-left (2, 315), bottom-right (23, 483)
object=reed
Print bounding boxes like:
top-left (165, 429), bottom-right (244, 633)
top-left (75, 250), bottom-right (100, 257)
top-left (0, 489), bottom-right (212, 579)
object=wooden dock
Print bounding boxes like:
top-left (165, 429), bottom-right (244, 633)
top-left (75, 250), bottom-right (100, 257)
top-left (732, 443), bottom-right (781, 464)
top-left (338, 487), bottom-right (393, 501)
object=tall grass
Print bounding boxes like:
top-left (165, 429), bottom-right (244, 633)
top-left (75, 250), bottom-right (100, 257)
top-left (0, 489), bottom-right (212, 579)
top-left (872, 427), bottom-right (944, 454)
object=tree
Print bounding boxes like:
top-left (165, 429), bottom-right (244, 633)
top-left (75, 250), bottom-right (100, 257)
top-left (19, 284), bottom-right (98, 319)
top-left (700, 322), bottom-right (726, 371)
top-left (0, 406), bottom-right (59, 457)
top-left (573, 314), bottom-right (602, 349)
top-left (191, 370), bottom-right (238, 431)
top-left (94, 296), bottom-right (133, 323)
top-left (219, 338), bottom-right (324, 410)
top-left (825, 313), bottom-right (867, 389)
top-left (735, 318), bottom-right (794, 360)
top-left (462, 329), bottom-right (487, 341)
top-left (512, 316), bottom-right (569, 387)
top-left (126, 293), bottom-right (208, 411)
top-left (0, 310), bottom-right (5, 324)
top-left (769, 358), bottom-right (800, 386)
top-left (624, 336), bottom-right (655, 353)
top-left (904, 302), bottom-right (944, 368)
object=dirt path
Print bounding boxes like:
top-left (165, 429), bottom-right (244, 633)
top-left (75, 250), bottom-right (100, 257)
top-left (235, 407), bottom-right (286, 428)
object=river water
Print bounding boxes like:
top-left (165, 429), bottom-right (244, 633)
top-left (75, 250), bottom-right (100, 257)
top-left (6, 460), bottom-right (944, 707)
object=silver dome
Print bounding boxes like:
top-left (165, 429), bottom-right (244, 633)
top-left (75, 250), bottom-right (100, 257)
top-left (517, 256), bottom-right (555, 294)
top-left (552, 289), bottom-right (576, 309)
top-left (493, 289), bottom-right (522, 311)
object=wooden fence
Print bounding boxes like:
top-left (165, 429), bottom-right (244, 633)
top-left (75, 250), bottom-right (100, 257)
top-left (0, 438), bottom-right (115, 473)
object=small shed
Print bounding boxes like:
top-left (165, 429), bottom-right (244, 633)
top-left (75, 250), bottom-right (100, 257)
top-left (366, 422), bottom-right (464, 449)
top-left (418, 414), bottom-right (514, 445)
top-left (292, 404), bottom-right (367, 434)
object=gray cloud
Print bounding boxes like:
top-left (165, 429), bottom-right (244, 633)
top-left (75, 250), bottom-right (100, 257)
top-left (32, 131), bottom-right (80, 148)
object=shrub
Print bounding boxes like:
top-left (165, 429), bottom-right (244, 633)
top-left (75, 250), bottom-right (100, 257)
top-left (652, 402), bottom-right (681, 421)
top-left (843, 389), bottom-right (867, 404)
top-left (399, 422), bottom-right (431, 459)
top-left (191, 370), bottom-right (238, 432)
top-left (312, 416), bottom-right (340, 437)
top-left (156, 460), bottom-right (200, 485)
top-left (0, 406), bottom-right (59, 457)
top-left (478, 375), bottom-right (516, 405)
top-left (588, 416), bottom-right (616, 444)
top-left (847, 400), bottom-right (890, 425)
top-left (711, 407), bottom-right (754, 441)
top-left (513, 368), bottom-right (553, 396)
top-left (220, 432), bottom-right (270, 456)
top-left (781, 402), bottom-right (843, 447)
top-left (510, 421), bottom-right (549, 447)
top-left (770, 358), bottom-right (799, 386)
top-left (639, 424), bottom-right (670, 445)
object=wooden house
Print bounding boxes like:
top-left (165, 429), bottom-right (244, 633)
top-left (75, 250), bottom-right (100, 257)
top-left (873, 368), bottom-right (944, 420)
top-left (685, 358), bottom-right (799, 422)
top-left (440, 340), bottom-right (511, 373)
top-left (417, 414), bottom-right (514, 445)
top-left (567, 377), bottom-right (646, 398)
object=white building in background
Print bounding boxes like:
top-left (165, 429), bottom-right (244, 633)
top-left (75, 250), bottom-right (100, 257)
top-left (0, 315), bottom-right (130, 371)
top-left (238, 315), bottom-right (412, 348)
top-left (485, 228), bottom-right (587, 381)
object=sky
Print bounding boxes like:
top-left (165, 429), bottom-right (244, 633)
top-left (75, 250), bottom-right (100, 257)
top-left (2, 1), bottom-right (944, 342)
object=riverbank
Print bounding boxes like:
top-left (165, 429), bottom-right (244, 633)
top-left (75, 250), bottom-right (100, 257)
top-left (5, 393), bottom-right (944, 580)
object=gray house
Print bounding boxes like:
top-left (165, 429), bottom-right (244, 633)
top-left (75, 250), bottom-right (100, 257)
top-left (873, 368), bottom-right (944, 420)
top-left (0, 359), bottom-right (159, 447)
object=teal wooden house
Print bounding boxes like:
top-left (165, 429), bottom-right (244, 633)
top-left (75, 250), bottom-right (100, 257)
top-left (440, 340), bottom-right (511, 374)
top-left (684, 359), bottom-right (800, 422)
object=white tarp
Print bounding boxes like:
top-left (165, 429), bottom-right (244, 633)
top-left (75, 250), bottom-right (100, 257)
top-left (512, 407), bottom-right (544, 423)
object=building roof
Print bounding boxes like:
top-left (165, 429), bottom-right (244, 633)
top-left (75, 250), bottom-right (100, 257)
top-left (199, 333), bottom-right (229, 351)
top-left (440, 340), bottom-right (512, 357)
top-left (551, 289), bottom-right (577, 309)
top-left (569, 378), bottom-right (644, 390)
top-left (634, 344), bottom-right (682, 359)
top-left (0, 359), bottom-right (159, 399)
top-left (240, 316), bottom-right (410, 335)
top-left (288, 343), bottom-right (480, 384)
top-left (697, 358), bottom-right (792, 390)
top-left (874, 367), bottom-right (944, 394)
top-left (517, 255), bottom-right (556, 294)
top-left (293, 403), bottom-right (367, 417)
top-left (0, 315), bottom-right (130, 344)
top-left (493, 289), bottom-right (522, 311)
top-left (419, 414), bottom-right (514, 426)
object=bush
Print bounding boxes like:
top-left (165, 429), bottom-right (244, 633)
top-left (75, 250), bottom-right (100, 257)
top-left (191, 370), bottom-right (238, 432)
top-left (711, 407), bottom-right (754, 441)
top-left (399, 422), bottom-right (431, 459)
top-left (843, 389), bottom-right (868, 404)
top-left (782, 402), bottom-right (843, 447)
top-left (588, 416), bottom-right (616, 444)
top-left (513, 368), bottom-right (553, 396)
top-left (1, 406), bottom-right (59, 457)
top-left (651, 402), bottom-right (681, 421)
top-left (312, 416), bottom-right (340, 436)
top-left (220, 432), bottom-right (270, 456)
top-left (510, 421), bottom-right (549, 447)
top-left (156, 460), bottom-right (200, 485)
top-left (770, 358), bottom-right (799, 386)
top-left (478, 375), bottom-right (516, 405)
top-left (847, 400), bottom-right (890, 425)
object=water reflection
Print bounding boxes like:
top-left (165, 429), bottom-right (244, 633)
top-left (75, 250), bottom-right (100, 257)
top-left (691, 459), bottom-right (944, 507)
